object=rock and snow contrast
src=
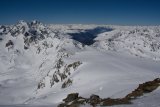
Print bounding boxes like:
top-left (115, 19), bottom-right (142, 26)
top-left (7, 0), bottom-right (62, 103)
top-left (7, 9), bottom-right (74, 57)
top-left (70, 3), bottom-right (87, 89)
top-left (0, 21), bottom-right (160, 107)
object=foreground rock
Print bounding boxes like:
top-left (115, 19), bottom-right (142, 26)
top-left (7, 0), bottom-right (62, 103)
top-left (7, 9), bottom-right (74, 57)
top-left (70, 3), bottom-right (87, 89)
top-left (88, 94), bottom-right (101, 107)
top-left (58, 78), bottom-right (160, 107)
top-left (101, 98), bottom-right (131, 106)
top-left (58, 93), bottom-right (86, 107)
top-left (63, 93), bottom-right (79, 103)
top-left (125, 78), bottom-right (160, 100)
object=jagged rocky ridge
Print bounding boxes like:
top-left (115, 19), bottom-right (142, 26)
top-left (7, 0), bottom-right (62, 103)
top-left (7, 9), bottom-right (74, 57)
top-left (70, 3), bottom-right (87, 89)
top-left (58, 78), bottom-right (160, 107)
top-left (0, 20), bottom-right (85, 93)
top-left (38, 60), bottom-right (82, 89)
top-left (1, 21), bottom-right (160, 61)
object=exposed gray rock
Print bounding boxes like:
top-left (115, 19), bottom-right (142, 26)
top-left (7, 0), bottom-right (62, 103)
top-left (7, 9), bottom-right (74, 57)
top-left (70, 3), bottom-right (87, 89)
top-left (62, 79), bottom-right (72, 88)
top-left (58, 78), bottom-right (160, 107)
top-left (63, 93), bottom-right (79, 103)
top-left (6, 40), bottom-right (14, 48)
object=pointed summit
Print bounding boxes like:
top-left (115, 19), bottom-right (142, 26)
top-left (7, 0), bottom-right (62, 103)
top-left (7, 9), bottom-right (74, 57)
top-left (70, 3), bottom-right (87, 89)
top-left (17, 20), bottom-right (28, 26)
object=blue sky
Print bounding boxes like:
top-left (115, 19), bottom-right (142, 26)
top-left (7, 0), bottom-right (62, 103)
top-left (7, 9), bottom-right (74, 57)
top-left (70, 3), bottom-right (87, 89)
top-left (1, 0), bottom-right (160, 25)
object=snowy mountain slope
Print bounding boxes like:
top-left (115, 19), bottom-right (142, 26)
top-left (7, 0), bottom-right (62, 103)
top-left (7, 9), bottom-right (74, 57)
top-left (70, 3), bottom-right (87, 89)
top-left (0, 21), bottom-right (160, 107)
top-left (94, 26), bottom-right (160, 60)
top-left (0, 21), bottom-right (86, 104)
top-left (28, 48), bottom-right (160, 105)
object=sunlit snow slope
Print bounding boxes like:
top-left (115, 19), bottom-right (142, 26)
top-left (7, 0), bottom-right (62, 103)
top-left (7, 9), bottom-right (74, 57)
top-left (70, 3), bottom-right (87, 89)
top-left (0, 21), bottom-right (160, 107)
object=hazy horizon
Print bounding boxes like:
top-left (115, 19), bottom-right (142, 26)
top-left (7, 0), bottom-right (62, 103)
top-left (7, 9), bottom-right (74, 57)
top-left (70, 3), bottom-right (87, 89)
top-left (1, 0), bottom-right (160, 25)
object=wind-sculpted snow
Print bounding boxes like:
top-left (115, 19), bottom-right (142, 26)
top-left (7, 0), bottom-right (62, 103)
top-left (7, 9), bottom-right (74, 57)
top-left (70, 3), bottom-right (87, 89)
top-left (0, 21), bottom-right (160, 107)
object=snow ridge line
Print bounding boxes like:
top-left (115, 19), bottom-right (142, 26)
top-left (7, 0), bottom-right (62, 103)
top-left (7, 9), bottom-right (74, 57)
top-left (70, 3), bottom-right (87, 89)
top-left (58, 78), bottom-right (160, 107)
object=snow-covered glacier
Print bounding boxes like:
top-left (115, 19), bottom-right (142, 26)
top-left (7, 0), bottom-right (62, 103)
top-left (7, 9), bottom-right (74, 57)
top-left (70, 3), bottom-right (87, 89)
top-left (0, 21), bottom-right (160, 107)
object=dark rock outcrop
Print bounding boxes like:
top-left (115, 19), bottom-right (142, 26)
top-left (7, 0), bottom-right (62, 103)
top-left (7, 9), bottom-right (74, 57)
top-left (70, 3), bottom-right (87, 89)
top-left (6, 40), bottom-right (14, 48)
top-left (125, 78), bottom-right (160, 100)
top-left (101, 98), bottom-right (131, 106)
top-left (88, 95), bottom-right (101, 107)
top-left (38, 59), bottom-right (82, 89)
top-left (37, 80), bottom-right (45, 89)
top-left (63, 93), bottom-right (79, 103)
top-left (58, 78), bottom-right (160, 107)
top-left (62, 79), bottom-right (72, 88)
top-left (59, 93), bottom-right (86, 107)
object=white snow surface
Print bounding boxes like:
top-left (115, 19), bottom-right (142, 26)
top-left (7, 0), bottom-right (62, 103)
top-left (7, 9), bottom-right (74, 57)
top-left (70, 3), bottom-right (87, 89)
top-left (0, 22), bottom-right (160, 107)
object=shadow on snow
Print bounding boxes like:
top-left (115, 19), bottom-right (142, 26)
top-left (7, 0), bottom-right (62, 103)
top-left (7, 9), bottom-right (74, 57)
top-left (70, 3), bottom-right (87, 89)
top-left (68, 27), bottom-right (113, 45)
